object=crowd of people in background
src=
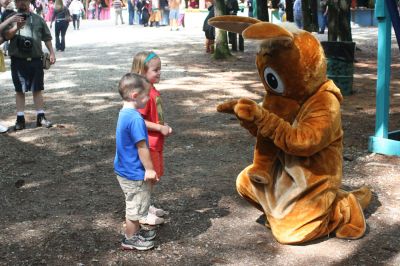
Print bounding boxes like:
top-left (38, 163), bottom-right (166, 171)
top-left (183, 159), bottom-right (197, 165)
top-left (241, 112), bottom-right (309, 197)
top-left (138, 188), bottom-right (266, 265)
top-left (0, 0), bottom-right (189, 25)
top-left (3, 0), bottom-right (335, 34)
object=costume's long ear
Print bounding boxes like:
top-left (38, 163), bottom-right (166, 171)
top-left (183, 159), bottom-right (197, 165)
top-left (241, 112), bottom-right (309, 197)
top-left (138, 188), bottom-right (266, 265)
top-left (208, 15), bottom-right (261, 34)
top-left (243, 22), bottom-right (294, 45)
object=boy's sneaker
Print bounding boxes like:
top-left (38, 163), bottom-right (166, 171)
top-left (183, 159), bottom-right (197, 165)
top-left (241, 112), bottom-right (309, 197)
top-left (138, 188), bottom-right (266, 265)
top-left (139, 212), bottom-right (165, 225)
top-left (121, 235), bottom-right (154, 251)
top-left (138, 228), bottom-right (156, 241)
top-left (149, 205), bottom-right (165, 217)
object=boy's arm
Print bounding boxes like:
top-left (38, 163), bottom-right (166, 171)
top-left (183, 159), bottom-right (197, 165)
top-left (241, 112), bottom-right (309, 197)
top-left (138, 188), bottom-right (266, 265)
top-left (136, 140), bottom-right (159, 183)
top-left (144, 120), bottom-right (172, 136)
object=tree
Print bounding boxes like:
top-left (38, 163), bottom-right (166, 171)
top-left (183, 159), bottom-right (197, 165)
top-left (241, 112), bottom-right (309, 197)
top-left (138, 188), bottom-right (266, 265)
top-left (253, 0), bottom-right (269, 21)
top-left (213, 0), bottom-right (231, 59)
top-left (285, 0), bottom-right (294, 22)
top-left (327, 0), bottom-right (352, 41)
top-left (302, 0), bottom-right (319, 32)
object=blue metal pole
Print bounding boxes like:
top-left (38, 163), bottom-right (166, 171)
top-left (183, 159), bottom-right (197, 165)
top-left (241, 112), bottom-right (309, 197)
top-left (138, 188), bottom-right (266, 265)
top-left (369, 0), bottom-right (400, 155)
top-left (374, 0), bottom-right (391, 138)
top-left (385, 0), bottom-right (400, 51)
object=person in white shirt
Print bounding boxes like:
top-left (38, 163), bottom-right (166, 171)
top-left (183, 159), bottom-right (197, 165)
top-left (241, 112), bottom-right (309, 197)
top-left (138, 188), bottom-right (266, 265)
top-left (113, 0), bottom-right (125, 25)
top-left (69, 0), bottom-right (84, 30)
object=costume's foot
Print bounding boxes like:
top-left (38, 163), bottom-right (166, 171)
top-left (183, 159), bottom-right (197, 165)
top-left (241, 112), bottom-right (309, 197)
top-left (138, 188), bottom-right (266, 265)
top-left (247, 166), bottom-right (272, 184)
top-left (335, 193), bottom-right (366, 239)
top-left (36, 114), bottom-right (53, 128)
top-left (14, 116), bottom-right (25, 130)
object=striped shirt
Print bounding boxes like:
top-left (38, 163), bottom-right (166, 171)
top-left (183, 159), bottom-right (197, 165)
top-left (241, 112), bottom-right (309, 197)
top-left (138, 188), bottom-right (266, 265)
top-left (113, 0), bottom-right (123, 9)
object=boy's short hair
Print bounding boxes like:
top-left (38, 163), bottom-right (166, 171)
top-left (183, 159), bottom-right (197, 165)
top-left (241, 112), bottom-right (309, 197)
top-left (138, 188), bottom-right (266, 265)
top-left (118, 73), bottom-right (149, 101)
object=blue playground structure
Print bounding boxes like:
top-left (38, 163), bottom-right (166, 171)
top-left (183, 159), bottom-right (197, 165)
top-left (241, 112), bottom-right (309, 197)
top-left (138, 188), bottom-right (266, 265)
top-left (368, 0), bottom-right (400, 156)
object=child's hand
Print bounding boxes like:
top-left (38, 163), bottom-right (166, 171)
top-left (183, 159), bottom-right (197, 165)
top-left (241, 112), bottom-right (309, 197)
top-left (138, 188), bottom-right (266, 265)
top-left (144, 169), bottom-right (159, 184)
top-left (160, 124), bottom-right (172, 136)
top-left (165, 123), bottom-right (173, 135)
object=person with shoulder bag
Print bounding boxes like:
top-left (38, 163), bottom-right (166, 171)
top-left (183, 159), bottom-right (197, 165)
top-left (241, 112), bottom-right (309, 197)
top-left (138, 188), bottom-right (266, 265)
top-left (50, 0), bottom-right (70, 51)
top-left (2, 0), bottom-right (56, 130)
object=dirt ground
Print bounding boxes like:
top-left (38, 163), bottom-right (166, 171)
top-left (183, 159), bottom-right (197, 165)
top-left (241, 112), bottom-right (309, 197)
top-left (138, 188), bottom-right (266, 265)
top-left (1, 16), bottom-right (400, 265)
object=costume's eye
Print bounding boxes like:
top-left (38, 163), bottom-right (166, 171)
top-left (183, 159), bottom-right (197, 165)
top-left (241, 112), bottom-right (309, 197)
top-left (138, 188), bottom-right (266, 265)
top-left (263, 67), bottom-right (284, 94)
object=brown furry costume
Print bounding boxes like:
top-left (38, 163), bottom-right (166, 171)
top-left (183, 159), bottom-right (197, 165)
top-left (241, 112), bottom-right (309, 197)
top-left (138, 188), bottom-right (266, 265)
top-left (209, 16), bottom-right (371, 244)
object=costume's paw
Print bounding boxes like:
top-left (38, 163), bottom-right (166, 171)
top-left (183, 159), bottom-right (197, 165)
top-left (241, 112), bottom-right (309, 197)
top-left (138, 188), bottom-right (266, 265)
top-left (217, 100), bottom-right (238, 114)
top-left (234, 98), bottom-right (263, 122)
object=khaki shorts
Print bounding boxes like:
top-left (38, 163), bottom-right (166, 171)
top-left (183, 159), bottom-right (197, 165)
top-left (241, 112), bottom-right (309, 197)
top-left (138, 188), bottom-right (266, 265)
top-left (116, 175), bottom-right (151, 221)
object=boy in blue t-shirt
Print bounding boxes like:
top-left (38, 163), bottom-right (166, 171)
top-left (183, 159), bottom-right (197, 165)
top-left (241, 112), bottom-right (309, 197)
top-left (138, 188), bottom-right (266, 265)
top-left (114, 73), bottom-right (159, 251)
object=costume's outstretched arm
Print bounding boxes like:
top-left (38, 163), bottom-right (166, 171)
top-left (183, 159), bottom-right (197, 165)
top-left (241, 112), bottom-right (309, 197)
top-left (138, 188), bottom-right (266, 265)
top-left (233, 94), bottom-right (341, 157)
top-left (217, 100), bottom-right (258, 137)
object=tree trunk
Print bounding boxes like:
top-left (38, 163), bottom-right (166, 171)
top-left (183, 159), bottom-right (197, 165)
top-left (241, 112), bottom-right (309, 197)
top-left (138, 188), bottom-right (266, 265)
top-left (327, 0), bottom-right (352, 41)
top-left (285, 0), bottom-right (294, 22)
top-left (214, 0), bottom-right (231, 59)
top-left (256, 0), bottom-right (269, 21)
top-left (302, 0), bottom-right (319, 32)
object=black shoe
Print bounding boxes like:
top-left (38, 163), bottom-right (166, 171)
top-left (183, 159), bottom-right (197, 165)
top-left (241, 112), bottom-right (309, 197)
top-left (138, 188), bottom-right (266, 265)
top-left (14, 116), bottom-right (25, 130)
top-left (36, 114), bottom-right (53, 128)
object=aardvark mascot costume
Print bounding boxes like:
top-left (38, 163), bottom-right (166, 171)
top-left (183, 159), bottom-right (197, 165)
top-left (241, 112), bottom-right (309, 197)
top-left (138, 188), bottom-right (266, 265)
top-left (209, 16), bottom-right (372, 244)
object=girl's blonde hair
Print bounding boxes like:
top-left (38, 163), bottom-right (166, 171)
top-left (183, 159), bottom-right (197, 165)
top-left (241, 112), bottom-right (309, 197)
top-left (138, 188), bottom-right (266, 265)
top-left (131, 51), bottom-right (160, 75)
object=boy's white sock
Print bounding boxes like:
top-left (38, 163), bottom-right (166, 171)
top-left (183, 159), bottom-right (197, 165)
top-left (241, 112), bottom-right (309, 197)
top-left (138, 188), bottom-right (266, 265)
top-left (17, 112), bottom-right (24, 116)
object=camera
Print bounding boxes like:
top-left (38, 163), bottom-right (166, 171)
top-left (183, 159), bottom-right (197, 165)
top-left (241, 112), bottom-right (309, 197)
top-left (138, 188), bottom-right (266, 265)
top-left (17, 12), bottom-right (30, 20)
top-left (16, 35), bottom-right (33, 52)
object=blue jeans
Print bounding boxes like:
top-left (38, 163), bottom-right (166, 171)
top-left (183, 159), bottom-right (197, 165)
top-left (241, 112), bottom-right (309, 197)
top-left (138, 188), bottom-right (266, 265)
top-left (319, 13), bottom-right (328, 33)
top-left (128, 2), bottom-right (135, 25)
top-left (55, 20), bottom-right (69, 51)
top-left (294, 16), bottom-right (303, 29)
top-left (161, 9), bottom-right (169, 25)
